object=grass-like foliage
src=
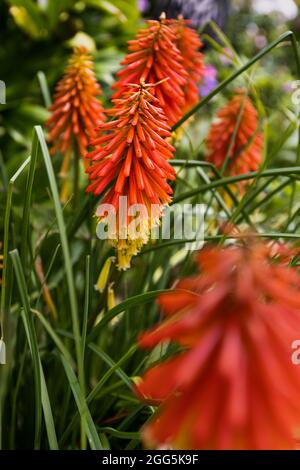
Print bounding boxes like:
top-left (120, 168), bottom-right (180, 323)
top-left (1, 2), bottom-right (300, 450)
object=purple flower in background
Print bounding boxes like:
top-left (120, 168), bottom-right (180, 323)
top-left (200, 64), bottom-right (218, 97)
top-left (219, 48), bottom-right (234, 65)
top-left (138, 0), bottom-right (149, 13)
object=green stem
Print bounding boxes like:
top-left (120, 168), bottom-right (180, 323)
top-left (172, 31), bottom-right (300, 131)
top-left (10, 251), bottom-right (42, 449)
top-left (21, 132), bottom-right (39, 269)
top-left (0, 157), bottom-right (31, 338)
top-left (73, 144), bottom-right (80, 209)
top-left (37, 71), bottom-right (52, 108)
top-left (172, 166), bottom-right (300, 204)
top-left (141, 233), bottom-right (300, 255)
top-left (289, 125), bottom-right (300, 218)
top-left (34, 126), bottom-right (86, 449)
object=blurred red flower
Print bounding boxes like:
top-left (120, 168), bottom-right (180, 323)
top-left (112, 17), bottom-right (188, 126)
top-left (46, 47), bottom-right (105, 172)
top-left (205, 91), bottom-right (263, 181)
top-left (136, 240), bottom-right (300, 449)
top-left (86, 81), bottom-right (176, 270)
top-left (170, 17), bottom-right (205, 113)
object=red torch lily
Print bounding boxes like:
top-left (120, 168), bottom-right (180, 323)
top-left (86, 80), bottom-right (176, 270)
top-left (46, 46), bottom-right (106, 176)
top-left (170, 17), bottom-right (205, 113)
top-left (205, 91), bottom-right (263, 184)
top-left (112, 15), bottom-right (188, 127)
top-left (136, 240), bottom-right (300, 450)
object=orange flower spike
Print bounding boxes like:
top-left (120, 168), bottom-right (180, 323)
top-left (46, 46), bottom-right (106, 171)
top-left (205, 91), bottom-right (263, 179)
top-left (112, 15), bottom-right (188, 126)
top-left (86, 81), bottom-right (176, 270)
top-left (136, 240), bottom-right (300, 450)
top-left (170, 17), bottom-right (205, 112)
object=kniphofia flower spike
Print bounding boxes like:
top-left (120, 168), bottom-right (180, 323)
top-left (206, 91), bottom-right (263, 183)
top-left (112, 14), bottom-right (188, 126)
top-left (136, 239), bottom-right (300, 450)
top-left (170, 17), bottom-right (205, 113)
top-left (86, 80), bottom-right (176, 270)
top-left (46, 46), bottom-right (106, 174)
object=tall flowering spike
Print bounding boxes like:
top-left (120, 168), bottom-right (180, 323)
top-left (46, 47), bottom-right (106, 170)
top-left (169, 17), bottom-right (205, 112)
top-left (136, 240), bottom-right (300, 450)
top-left (86, 81), bottom-right (176, 270)
top-left (112, 16), bottom-right (188, 126)
top-left (205, 91), bottom-right (263, 179)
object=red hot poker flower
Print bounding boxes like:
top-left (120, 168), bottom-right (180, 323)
top-left (136, 241), bottom-right (300, 450)
top-left (86, 81), bottom-right (176, 270)
top-left (46, 47), bottom-right (106, 172)
top-left (205, 91), bottom-right (263, 180)
top-left (170, 17), bottom-right (205, 113)
top-left (112, 17), bottom-right (188, 126)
